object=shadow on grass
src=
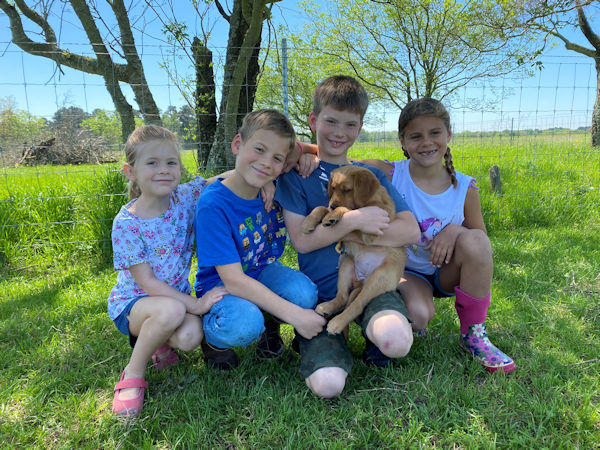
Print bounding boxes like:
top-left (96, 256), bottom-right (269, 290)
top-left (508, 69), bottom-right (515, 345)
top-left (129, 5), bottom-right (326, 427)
top-left (1, 222), bottom-right (599, 447)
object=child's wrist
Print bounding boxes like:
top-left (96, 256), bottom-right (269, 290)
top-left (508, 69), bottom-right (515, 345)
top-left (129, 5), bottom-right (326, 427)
top-left (296, 141), bottom-right (304, 154)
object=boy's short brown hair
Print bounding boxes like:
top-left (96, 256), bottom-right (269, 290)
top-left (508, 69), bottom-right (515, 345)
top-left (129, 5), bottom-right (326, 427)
top-left (312, 75), bottom-right (369, 120)
top-left (239, 109), bottom-right (296, 153)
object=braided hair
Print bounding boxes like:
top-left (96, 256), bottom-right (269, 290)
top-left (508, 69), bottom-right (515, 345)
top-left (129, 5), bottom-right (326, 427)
top-left (398, 98), bottom-right (457, 188)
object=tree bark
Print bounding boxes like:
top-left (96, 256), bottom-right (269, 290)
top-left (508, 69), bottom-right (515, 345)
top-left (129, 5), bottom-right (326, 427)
top-left (592, 58), bottom-right (600, 147)
top-left (193, 38), bottom-right (217, 171)
top-left (207, 0), bottom-right (265, 171)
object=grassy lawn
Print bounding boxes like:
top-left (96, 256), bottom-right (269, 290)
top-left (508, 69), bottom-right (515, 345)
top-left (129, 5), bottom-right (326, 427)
top-left (1, 139), bottom-right (599, 447)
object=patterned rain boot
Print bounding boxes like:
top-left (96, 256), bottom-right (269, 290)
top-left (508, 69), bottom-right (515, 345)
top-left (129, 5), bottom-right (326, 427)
top-left (454, 286), bottom-right (515, 373)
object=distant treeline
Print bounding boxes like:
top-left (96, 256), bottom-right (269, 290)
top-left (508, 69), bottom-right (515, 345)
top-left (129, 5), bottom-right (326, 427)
top-left (357, 127), bottom-right (590, 142)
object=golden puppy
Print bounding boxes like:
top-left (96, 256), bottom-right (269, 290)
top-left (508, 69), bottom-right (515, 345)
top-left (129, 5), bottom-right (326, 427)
top-left (302, 165), bottom-right (407, 334)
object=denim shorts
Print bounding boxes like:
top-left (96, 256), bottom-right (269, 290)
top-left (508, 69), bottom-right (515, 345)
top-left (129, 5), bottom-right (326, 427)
top-left (296, 290), bottom-right (410, 378)
top-left (113, 297), bottom-right (143, 348)
top-left (404, 268), bottom-right (454, 298)
top-left (200, 261), bottom-right (318, 349)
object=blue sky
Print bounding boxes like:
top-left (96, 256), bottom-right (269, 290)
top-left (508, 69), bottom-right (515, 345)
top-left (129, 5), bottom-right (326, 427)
top-left (0, 1), bottom-right (598, 133)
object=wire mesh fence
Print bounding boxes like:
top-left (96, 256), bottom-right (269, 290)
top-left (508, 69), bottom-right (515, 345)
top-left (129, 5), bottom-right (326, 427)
top-left (1, 43), bottom-right (599, 265)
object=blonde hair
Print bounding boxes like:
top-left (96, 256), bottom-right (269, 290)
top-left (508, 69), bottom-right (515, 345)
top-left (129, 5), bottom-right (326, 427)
top-left (124, 125), bottom-right (179, 199)
top-left (312, 75), bottom-right (369, 120)
top-left (398, 97), bottom-right (457, 188)
top-left (239, 109), bottom-right (296, 152)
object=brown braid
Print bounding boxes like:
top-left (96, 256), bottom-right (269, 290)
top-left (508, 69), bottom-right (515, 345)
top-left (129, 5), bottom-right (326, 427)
top-left (444, 146), bottom-right (458, 188)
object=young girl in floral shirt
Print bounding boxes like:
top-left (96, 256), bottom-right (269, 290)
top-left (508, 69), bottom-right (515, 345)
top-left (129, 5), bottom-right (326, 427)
top-left (107, 125), bottom-right (227, 417)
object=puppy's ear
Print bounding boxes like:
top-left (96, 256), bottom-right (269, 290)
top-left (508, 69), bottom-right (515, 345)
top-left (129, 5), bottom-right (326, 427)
top-left (327, 175), bottom-right (334, 199)
top-left (353, 170), bottom-right (379, 206)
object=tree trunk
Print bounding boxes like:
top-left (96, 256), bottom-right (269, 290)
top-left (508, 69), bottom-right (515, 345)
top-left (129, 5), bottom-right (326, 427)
top-left (193, 38), bottom-right (217, 171)
top-left (207, 0), bottom-right (265, 172)
top-left (592, 58), bottom-right (600, 147)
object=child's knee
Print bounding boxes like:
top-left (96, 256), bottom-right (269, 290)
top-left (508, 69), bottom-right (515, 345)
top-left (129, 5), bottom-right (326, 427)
top-left (280, 272), bottom-right (318, 309)
top-left (456, 229), bottom-right (491, 259)
top-left (293, 281), bottom-right (319, 310)
top-left (204, 299), bottom-right (264, 348)
top-left (368, 311), bottom-right (413, 358)
top-left (172, 316), bottom-right (203, 351)
top-left (407, 301), bottom-right (435, 331)
top-left (156, 298), bottom-right (187, 329)
top-left (305, 367), bottom-right (347, 398)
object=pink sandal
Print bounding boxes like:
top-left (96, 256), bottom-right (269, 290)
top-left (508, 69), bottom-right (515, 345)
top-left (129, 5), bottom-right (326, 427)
top-left (112, 371), bottom-right (148, 417)
top-left (152, 344), bottom-right (179, 370)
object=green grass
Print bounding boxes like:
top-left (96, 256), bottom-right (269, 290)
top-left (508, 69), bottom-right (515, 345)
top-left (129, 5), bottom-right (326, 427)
top-left (1, 139), bottom-right (599, 447)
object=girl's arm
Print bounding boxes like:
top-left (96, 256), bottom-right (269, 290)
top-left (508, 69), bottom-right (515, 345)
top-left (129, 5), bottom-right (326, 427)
top-left (205, 169), bottom-right (235, 185)
top-left (215, 262), bottom-right (325, 339)
top-left (128, 263), bottom-right (224, 315)
top-left (351, 159), bottom-right (394, 181)
top-left (462, 185), bottom-right (487, 233)
top-left (427, 186), bottom-right (486, 267)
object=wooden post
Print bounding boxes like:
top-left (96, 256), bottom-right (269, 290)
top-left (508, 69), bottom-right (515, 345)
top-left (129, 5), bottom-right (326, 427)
top-left (489, 164), bottom-right (502, 195)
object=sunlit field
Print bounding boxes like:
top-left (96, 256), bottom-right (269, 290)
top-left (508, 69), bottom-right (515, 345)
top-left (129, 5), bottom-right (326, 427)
top-left (1, 136), bottom-right (599, 448)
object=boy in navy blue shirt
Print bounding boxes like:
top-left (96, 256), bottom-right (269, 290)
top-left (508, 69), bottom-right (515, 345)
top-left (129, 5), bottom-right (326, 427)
top-left (275, 76), bottom-right (420, 397)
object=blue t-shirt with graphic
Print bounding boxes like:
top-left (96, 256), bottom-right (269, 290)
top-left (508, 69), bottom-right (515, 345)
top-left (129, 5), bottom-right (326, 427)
top-left (274, 161), bottom-right (408, 301)
top-left (194, 179), bottom-right (287, 295)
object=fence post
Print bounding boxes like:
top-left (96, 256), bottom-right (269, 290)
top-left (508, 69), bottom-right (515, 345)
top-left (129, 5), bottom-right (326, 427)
top-left (489, 164), bottom-right (502, 195)
top-left (282, 38), bottom-right (289, 117)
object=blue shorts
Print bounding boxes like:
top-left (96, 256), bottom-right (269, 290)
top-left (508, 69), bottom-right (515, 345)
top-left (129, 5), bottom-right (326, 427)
top-left (113, 297), bottom-right (143, 348)
top-left (404, 268), bottom-right (454, 298)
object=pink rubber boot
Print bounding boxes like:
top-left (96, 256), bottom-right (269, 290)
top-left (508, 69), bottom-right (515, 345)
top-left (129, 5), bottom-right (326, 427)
top-left (454, 286), bottom-right (515, 373)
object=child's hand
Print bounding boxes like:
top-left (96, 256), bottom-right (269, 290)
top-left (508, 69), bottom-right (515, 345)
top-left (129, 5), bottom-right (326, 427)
top-left (191, 286), bottom-right (228, 315)
top-left (291, 308), bottom-right (326, 339)
top-left (345, 206), bottom-right (390, 236)
top-left (295, 153), bottom-right (319, 178)
top-left (260, 181), bottom-right (276, 211)
top-left (283, 142), bottom-right (302, 174)
top-left (426, 224), bottom-right (461, 267)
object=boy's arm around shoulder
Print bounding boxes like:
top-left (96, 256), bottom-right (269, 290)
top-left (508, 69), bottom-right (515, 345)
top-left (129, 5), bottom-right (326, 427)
top-left (353, 159), bottom-right (394, 181)
top-left (216, 262), bottom-right (325, 339)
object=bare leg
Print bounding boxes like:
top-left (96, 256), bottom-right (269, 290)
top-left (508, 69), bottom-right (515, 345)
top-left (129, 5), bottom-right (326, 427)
top-left (397, 274), bottom-right (435, 332)
top-left (117, 296), bottom-right (187, 401)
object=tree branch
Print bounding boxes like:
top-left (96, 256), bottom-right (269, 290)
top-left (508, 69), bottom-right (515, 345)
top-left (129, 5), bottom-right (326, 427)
top-left (576, 2), bottom-right (600, 51)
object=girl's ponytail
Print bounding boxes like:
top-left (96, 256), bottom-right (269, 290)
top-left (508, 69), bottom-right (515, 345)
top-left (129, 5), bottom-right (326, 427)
top-left (128, 181), bottom-right (142, 200)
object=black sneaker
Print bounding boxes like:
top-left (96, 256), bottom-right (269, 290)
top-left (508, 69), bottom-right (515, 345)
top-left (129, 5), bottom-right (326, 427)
top-left (291, 336), bottom-right (300, 354)
top-left (256, 323), bottom-right (284, 360)
top-left (201, 340), bottom-right (239, 370)
top-left (362, 339), bottom-right (392, 368)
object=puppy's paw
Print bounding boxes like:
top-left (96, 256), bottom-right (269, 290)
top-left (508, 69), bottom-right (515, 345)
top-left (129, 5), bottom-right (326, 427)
top-left (322, 214), bottom-right (339, 227)
top-left (326, 316), bottom-right (347, 335)
top-left (315, 303), bottom-right (332, 318)
top-left (301, 218), bottom-right (318, 234)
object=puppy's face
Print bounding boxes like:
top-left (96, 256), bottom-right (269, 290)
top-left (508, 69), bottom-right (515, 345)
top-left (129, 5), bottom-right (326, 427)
top-left (328, 165), bottom-right (380, 210)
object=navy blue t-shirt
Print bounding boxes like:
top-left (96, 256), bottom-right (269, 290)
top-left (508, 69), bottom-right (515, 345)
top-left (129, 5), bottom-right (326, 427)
top-left (274, 161), bottom-right (408, 301)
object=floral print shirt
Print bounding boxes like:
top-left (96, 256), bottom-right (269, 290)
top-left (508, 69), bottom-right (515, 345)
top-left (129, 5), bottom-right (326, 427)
top-left (107, 176), bottom-right (206, 320)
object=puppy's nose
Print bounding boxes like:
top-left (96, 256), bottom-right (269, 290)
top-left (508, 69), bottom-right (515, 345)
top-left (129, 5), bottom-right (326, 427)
top-left (329, 203), bottom-right (338, 210)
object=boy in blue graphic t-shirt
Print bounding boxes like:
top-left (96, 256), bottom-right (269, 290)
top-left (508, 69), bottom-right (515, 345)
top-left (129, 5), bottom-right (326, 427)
top-left (194, 109), bottom-right (326, 369)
